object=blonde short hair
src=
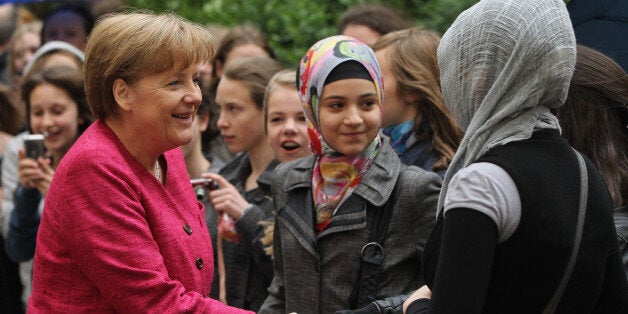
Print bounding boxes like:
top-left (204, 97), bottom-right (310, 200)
top-left (84, 12), bottom-right (214, 120)
top-left (263, 70), bottom-right (297, 133)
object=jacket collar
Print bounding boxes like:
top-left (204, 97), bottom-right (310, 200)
top-left (284, 138), bottom-right (400, 207)
top-left (277, 139), bottom-right (401, 257)
top-left (221, 153), bottom-right (279, 189)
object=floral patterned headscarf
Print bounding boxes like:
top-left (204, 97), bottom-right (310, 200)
top-left (297, 35), bottom-right (384, 233)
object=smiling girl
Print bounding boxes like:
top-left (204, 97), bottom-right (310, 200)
top-left (5, 66), bottom-right (93, 299)
top-left (259, 36), bottom-right (441, 313)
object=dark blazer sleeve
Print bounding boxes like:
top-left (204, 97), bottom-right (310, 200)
top-left (407, 208), bottom-right (498, 314)
top-left (5, 185), bottom-right (41, 262)
top-left (258, 165), bottom-right (289, 313)
top-left (235, 202), bottom-right (274, 279)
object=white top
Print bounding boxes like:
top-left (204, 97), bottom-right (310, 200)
top-left (444, 162), bottom-right (521, 243)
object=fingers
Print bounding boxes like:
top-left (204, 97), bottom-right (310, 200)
top-left (37, 157), bottom-right (54, 175)
top-left (202, 173), bottom-right (230, 190)
top-left (18, 159), bottom-right (45, 188)
top-left (33, 179), bottom-right (51, 197)
top-left (209, 192), bottom-right (249, 220)
top-left (202, 173), bottom-right (249, 220)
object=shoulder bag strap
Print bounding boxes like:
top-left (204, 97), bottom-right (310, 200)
top-left (348, 164), bottom-right (406, 309)
top-left (542, 149), bottom-right (588, 314)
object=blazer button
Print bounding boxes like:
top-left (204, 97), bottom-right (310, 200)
top-left (196, 258), bottom-right (204, 270)
top-left (183, 224), bottom-right (193, 235)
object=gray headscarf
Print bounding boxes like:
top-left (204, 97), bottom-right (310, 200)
top-left (437, 0), bottom-right (576, 211)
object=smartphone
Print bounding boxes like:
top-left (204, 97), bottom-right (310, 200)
top-left (23, 134), bottom-right (46, 160)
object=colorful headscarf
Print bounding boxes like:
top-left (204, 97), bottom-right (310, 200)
top-left (297, 35), bottom-right (384, 233)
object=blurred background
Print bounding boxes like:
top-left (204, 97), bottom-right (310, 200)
top-left (5, 0), bottom-right (478, 67)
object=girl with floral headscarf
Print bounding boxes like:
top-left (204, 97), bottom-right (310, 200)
top-left (258, 36), bottom-right (441, 313)
top-left (404, 0), bottom-right (628, 313)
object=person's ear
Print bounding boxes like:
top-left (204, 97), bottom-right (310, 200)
top-left (112, 78), bottom-right (132, 111)
top-left (404, 91), bottom-right (421, 105)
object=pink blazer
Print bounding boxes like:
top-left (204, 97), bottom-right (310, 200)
top-left (29, 121), bottom-right (251, 313)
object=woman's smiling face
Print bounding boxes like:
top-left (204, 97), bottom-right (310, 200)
top-left (122, 63), bottom-right (203, 151)
top-left (29, 83), bottom-right (82, 157)
top-left (318, 78), bottom-right (381, 157)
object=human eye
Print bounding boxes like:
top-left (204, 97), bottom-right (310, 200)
top-left (52, 108), bottom-right (65, 115)
top-left (193, 77), bottom-right (201, 86)
top-left (167, 79), bottom-right (182, 87)
top-left (227, 104), bottom-right (239, 113)
top-left (361, 99), bottom-right (377, 109)
top-left (270, 116), bottom-right (284, 123)
top-left (327, 102), bottom-right (343, 110)
top-left (297, 114), bottom-right (307, 123)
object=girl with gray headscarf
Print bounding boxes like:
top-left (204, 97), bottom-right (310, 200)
top-left (403, 0), bottom-right (628, 313)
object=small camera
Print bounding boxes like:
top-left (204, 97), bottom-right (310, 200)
top-left (23, 134), bottom-right (46, 160)
top-left (190, 178), bottom-right (220, 201)
top-left (191, 178), bottom-right (219, 190)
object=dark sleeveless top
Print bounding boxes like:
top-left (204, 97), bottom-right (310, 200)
top-left (422, 129), bottom-right (625, 312)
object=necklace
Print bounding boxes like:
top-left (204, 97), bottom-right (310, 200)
top-left (155, 161), bottom-right (161, 181)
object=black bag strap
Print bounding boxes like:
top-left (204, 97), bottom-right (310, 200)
top-left (348, 165), bottom-right (406, 309)
top-left (542, 149), bottom-right (588, 313)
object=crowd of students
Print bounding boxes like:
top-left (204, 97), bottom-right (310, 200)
top-left (0, 0), bottom-right (626, 313)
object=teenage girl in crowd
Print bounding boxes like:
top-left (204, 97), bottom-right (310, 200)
top-left (0, 85), bottom-right (20, 163)
top-left (259, 35), bottom-right (441, 313)
top-left (403, 0), bottom-right (628, 312)
top-left (5, 66), bottom-right (93, 307)
top-left (207, 24), bottom-right (276, 164)
top-left (258, 70), bottom-right (312, 255)
top-left (372, 27), bottom-right (462, 178)
top-left (0, 41), bottom-right (86, 310)
top-left (557, 44), bottom-right (628, 277)
top-left (8, 21), bottom-right (41, 104)
top-left (0, 84), bottom-right (21, 312)
top-left (202, 56), bottom-right (282, 311)
top-left (263, 70), bottom-right (311, 163)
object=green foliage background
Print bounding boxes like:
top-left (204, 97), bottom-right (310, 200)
top-left (124, 0), bottom-right (478, 68)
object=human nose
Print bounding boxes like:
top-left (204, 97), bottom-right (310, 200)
top-left (216, 111), bottom-right (227, 130)
top-left (343, 104), bottom-right (363, 126)
top-left (283, 118), bottom-right (298, 134)
top-left (184, 84), bottom-right (202, 106)
top-left (40, 112), bottom-right (54, 129)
